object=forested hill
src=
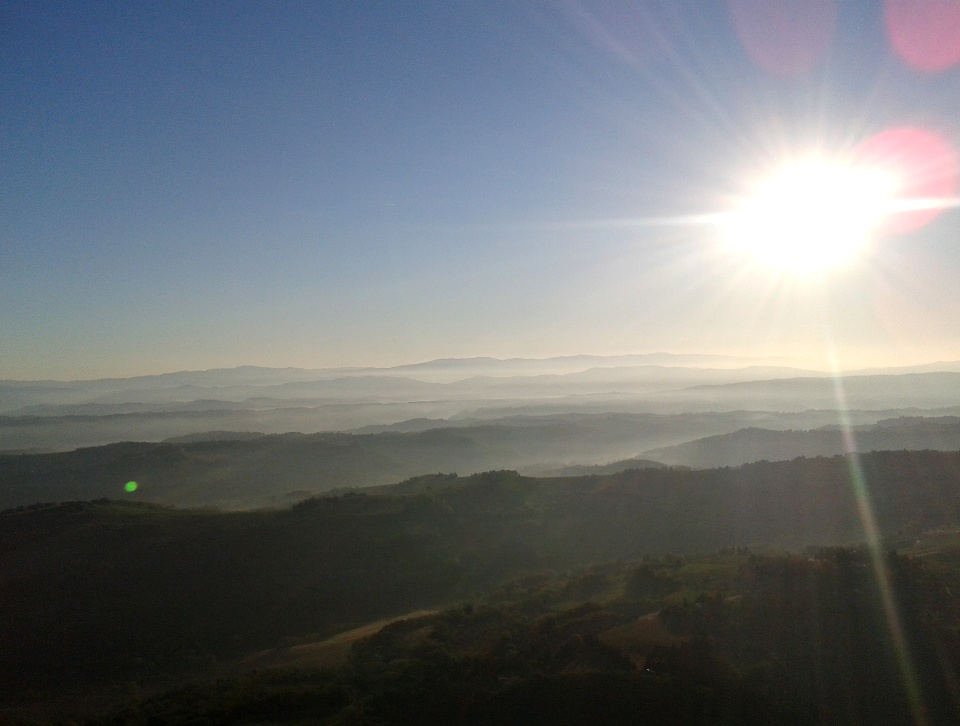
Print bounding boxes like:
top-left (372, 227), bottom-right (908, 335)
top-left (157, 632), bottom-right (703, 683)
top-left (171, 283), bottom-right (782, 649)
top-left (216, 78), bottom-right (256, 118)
top-left (7, 413), bottom-right (960, 511)
top-left (645, 416), bottom-right (960, 467)
top-left (0, 415), bottom-right (717, 510)
top-left (4, 449), bottom-right (960, 705)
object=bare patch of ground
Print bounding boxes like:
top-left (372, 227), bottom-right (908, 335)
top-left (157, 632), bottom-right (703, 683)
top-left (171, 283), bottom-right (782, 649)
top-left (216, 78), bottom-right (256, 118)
top-left (598, 611), bottom-right (687, 670)
top-left (241, 610), bottom-right (438, 670)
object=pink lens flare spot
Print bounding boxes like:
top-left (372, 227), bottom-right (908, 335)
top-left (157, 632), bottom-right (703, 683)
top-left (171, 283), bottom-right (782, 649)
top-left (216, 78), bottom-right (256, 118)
top-left (853, 127), bottom-right (958, 235)
top-left (729, 0), bottom-right (837, 77)
top-left (885, 0), bottom-right (960, 73)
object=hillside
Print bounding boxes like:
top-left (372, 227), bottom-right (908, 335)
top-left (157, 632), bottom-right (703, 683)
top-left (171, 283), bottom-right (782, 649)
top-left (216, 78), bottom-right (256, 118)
top-left (5, 449), bottom-right (960, 713)
top-left (0, 413), bottom-right (798, 509)
top-left (532, 457), bottom-right (669, 476)
top-left (5, 412), bottom-right (956, 510)
top-left (646, 416), bottom-right (960, 467)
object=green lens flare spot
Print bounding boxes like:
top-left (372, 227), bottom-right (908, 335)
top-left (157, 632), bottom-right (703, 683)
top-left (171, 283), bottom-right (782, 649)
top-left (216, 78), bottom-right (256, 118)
top-left (124, 481), bottom-right (138, 493)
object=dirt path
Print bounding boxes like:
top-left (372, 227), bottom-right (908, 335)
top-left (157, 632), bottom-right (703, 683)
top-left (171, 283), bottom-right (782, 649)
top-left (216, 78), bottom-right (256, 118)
top-left (241, 609), bottom-right (438, 671)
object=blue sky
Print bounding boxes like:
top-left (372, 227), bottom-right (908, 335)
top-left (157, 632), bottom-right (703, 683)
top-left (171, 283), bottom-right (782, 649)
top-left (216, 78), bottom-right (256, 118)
top-left (3, 1), bottom-right (960, 379)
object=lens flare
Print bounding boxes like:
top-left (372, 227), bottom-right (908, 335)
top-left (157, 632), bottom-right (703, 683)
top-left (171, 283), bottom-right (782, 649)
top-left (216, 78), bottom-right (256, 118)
top-left (729, 0), bottom-right (836, 77)
top-left (885, 0), bottom-right (960, 73)
top-left (826, 355), bottom-right (929, 726)
top-left (124, 481), bottom-right (138, 493)
top-left (853, 127), bottom-right (958, 234)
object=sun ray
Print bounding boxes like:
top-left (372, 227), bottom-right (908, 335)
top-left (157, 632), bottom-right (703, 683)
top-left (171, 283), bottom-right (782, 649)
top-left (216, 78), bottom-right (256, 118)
top-left (825, 339), bottom-right (929, 726)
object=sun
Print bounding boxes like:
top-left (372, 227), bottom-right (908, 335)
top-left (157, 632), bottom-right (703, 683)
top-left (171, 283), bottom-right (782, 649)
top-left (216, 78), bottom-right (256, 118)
top-left (725, 158), bottom-right (898, 273)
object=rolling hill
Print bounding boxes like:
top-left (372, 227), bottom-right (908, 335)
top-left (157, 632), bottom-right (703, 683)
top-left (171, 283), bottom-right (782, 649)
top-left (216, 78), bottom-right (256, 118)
top-left (5, 450), bottom-right (960, 709)
top-left (645, 416), bottom-right (960, 467)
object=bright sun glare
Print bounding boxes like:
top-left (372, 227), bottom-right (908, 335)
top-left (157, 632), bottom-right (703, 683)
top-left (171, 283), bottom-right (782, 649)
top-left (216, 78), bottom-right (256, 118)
top-left (726, 158), bottom-right (898, 273)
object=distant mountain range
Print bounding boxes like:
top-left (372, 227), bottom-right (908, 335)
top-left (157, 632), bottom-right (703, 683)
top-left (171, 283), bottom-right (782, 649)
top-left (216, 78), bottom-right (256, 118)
top-left (0, 356), bottom-right (818, 414)
top-left (647, 372), bottom-right (960, 415)
top-left (3, 356), bottom-right (960, 453)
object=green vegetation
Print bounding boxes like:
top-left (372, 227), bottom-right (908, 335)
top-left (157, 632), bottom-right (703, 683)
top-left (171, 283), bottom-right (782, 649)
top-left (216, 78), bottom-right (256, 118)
top-left (73, 547), bottom-right (960, 725)
top-left (4, 450), bottom-right (960, 723)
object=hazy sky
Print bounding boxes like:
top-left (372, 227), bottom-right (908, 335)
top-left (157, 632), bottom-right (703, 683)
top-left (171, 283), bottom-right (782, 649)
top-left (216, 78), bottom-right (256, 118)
top-left (4, 1), bottom-right (960, 379)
